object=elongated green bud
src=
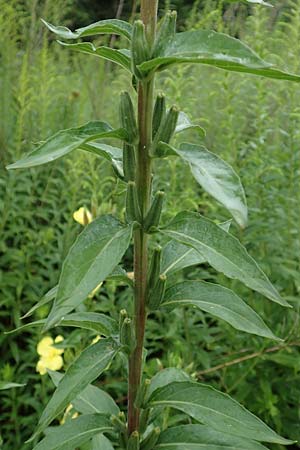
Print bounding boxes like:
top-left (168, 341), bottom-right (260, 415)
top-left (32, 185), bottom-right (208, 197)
top-left (140, 427), bottom-right (160, 450)
top-left (152, 10), bottom-right (177, 57)
top-left (111, 413), bottom-right (126, 433)
top-left (147, 274), bottom-right (167, 310)
top-left (135, 379), bottom-right (151, 409)
top-left (131, 20), bottom-right (149, 78)
top-left (139, 408), bottom-right (150, 435)
top-left (150, 106), bottom-right (179, 156)
top-left (119, 91), bottom-right (138, 144)
top-left (127, 431), bottom-right (140, 450)
top-left (119, 309), bottom-right (128, 334)
top-left (123, 143), bottom-right (136, 182)
top-left (120, 317), bottom-right (136, 354)
top-left (143, 191), bottom-right (165, 233)
top-left (126, 181), bottom-right (142, 224)
top-left (152, 93), bottom-right (166, 139)
top-left (148, 246), bottom-right (162, 289)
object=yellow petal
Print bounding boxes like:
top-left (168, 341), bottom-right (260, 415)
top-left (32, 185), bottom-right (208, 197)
top-left (42, 355), bottom-right (64, 372)
top-left (37, 336), bottom-right (53, 356)
top-left (55, 335), bottom-right (64, 343)
top-left (73, 206), bottom-right (93, 226)
top-left (36, 359), bottom-right (47, 375)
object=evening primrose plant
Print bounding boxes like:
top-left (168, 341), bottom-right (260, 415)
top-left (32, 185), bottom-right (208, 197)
top-left (7, 1), bottom-right (300, 449)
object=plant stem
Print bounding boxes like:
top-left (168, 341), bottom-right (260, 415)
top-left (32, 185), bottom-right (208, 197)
top-left (127, 0), bottom-right (158, 435)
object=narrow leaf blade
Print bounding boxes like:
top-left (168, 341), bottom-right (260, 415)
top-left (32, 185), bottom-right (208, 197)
top-left (162, 281), bottom-right (280, 339)
top-left (148, 381), bottom-right (293, 444)
top-left (160, 220), bottom-right (231, 275)
top-left (7, 121), bottom-right (127, 170)
top-left (58, 41), bottom-right (132, 72)
top-left (162, 211), bottom-right (289, 307)
top-left (45, 215), bottom-right (132, 329)
top-left (42, 18), bottom-right (132, 40)
top-left (155, 424), bottom-right (269, 450)
top-left (170, 142), bottom-right (248, 228)
top-left (138, 30), bottom-right (300, 82)
top-left (32, 414), bottom-right (113, 450)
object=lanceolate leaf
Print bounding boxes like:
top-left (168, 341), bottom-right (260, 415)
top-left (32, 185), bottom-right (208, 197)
top-left (58, 41), bottom-right (132, 73)
top-left (138, 30), bottom-right (300, 82)
top-left (0, 382), bottom-right (25, 390)
top-left (161, 220), bottom-right (231, 275)
top-left (148, 381), bottom-right (293, 444)
top-left (162, 211), bottom-right (289, 307)
top-left (49, 371), bottom-right (119, 416)
top-left (31, 338), bottom-right (119, 440)
top-left (32, 414), bottom-right (114, 450)
top-left (170, 142), bottom-right (248, 228)
top-left (5, 312), bottom-right (118, 336)
top-left (92, 434), bottom-right (114, 450)
top-left (155, 424), bottom-right (269, 450)
top-left (45, 215), bottom-right (132, 330)
top-left (6, 121), bottom-right (127, 170)
top-left (175, 112), bottom-right (206, 138)
top-left (162, 281), bottom-right (280, 339)
top-left (42, 18), bottom-right (133, 40)
top-left (148, 368), bottom-right (190, 398)
top-left (81, 143), bottom-right (124, 178)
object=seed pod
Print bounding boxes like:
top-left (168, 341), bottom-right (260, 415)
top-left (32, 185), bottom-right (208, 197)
top-left (143, 191), bottom-right (165, 232)
top-left (152, 10), bottom-right (177, 57)
top-left (119, 91), bottom-right (138, 144)
top-left (151, 106), bottom-right (179, 156)
top-left (139, 408), bottom-right (150, 435)
top-left (135, 379), bottom-right (151, 409)
top-left (123, 143), bottom-right (136, 182)
top-left (140, 427), bottom-right (160, 450)
top-left (126, 181), bottom-right (142, 224)
top-left (127, 431), bottom-right (140, 450)
top-left (131, 20), bottom-right (149, 78)
top-left (147, 274), bottom-right (167, 310)
top-left (148, 246), bottom-right (162, 289)
top-left (152, 93), bottom-right (166, 139)
top-left (120, 317), bottom-right (136, 354)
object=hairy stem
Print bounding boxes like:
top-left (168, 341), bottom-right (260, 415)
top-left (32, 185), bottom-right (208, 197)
top-left (127, 0), bottom-right (158, 435)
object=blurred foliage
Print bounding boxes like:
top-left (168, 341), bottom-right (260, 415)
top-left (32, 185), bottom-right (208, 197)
top-left (1, 0), bottom-right (300, 449)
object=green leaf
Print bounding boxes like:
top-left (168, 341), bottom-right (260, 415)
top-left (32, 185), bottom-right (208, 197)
top-left (175, 112), bottom-right (206, 138)
top-left (81, 143), bottom-right (124, 178)
top-left (30, 338), bottom-right (119, 441)
top-left (92, 434), bottom-right (114, 450)
top-left (229, 0), bottom-right (272, 6)
top-left (32, 414), bottom-right (114, 450)
top-left (42, 18), bottom-right (132, 40)
top-left (5, 313), bottom-right (118, 336)
top-left (162, 142), bottom-right (247, 228)
top-left (162, 211), bottom-right (289, 307)
top-left (161, 220), bottom-right (231, 275)
top-left (45, 215), bottom-right (132, 330)
top-left (148, 381), bottom-right (293, 444)
top-left (148, 368), bottom-right (190, 398)
top-left (48, 371), bottom-right (119, 415)
top-left (155, 424), bottom-right (269, 450)
top-left (6, 121), bottom-right (127, 170)
top-left (162, 281), bottom-right (280, 339)
top-left (21, 285), bottom-right (57, 319)
top-left (0, 381), bottom-right (25, 390)
top-left (138, 30), bottom-right (300, 82)
top-left (58, 41), bottom-right (132, 73)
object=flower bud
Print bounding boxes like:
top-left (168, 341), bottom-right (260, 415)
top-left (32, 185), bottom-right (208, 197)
top-left (131, 20), bottom-right (149, 78)
top-left (119, 91), bottom-right (138, 144)
top-left (127, 430), bottom-right (140, 450)
top-left (147, 274), bottom-right (167, 310)
top-left (143, 191), bottom-right (165, 232)
top-left (152, 93), bottom-right (166, 139)
top-left (140, 427), bottom-right (160, 450)
top-left (152, 10), bottom-right (177, 57)
top-left (126, 181), bottom-right (142, 224)
top-left (123, 143), bottom-right (136, 182)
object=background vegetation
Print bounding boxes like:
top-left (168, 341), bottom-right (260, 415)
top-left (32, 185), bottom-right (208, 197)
top-left (1, 0), bottom-right (299, 449)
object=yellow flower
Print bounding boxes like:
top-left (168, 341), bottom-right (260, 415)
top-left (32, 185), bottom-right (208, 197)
top-left (36, 335), bottom-right (64, 375)
top-left (73, 206), bottom-right (93, 226)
